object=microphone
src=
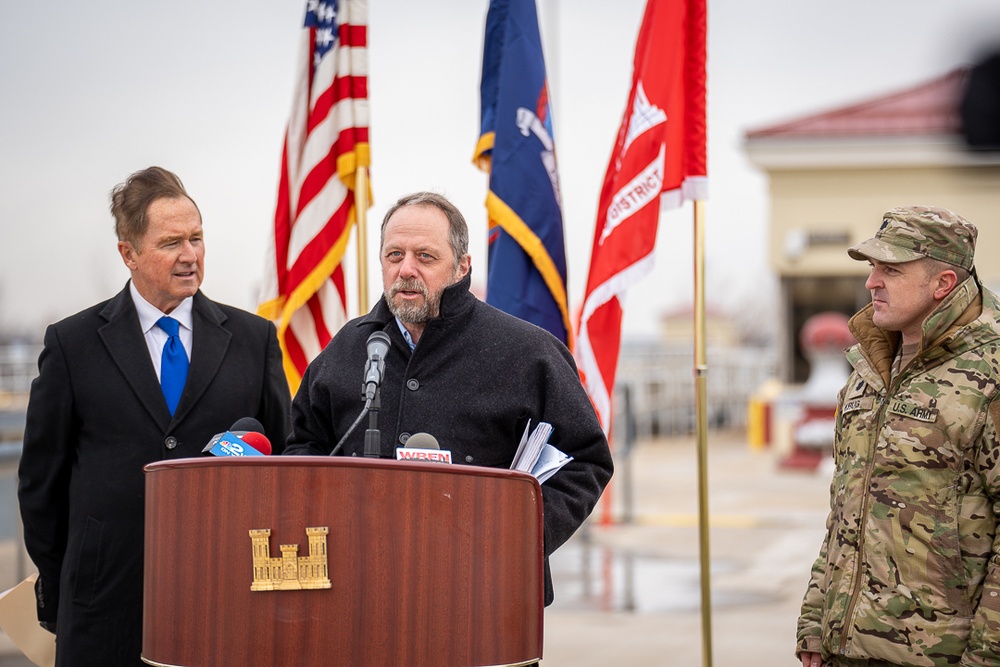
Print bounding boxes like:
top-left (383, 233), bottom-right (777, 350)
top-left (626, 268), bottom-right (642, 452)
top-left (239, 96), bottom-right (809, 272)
top-left (231, 417), bottom-right (264, 433)
top-left (405, 432), bottom-right (439, 449)
top-left (229, 418), bottom-right (272, 455)
top-left (362, 331), bottom-right (391, 402)
top-left (395, 432), bottom-right (452, 463)
top-left (239, 431), bottom-right (272, 456)
top-left (202, 418), bottom-right (270, 457)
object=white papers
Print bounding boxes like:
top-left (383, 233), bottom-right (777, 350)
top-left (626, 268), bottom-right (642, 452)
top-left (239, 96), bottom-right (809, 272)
top-left (531, 443), bottom-right (573, 484)
top-left (510, 421), bottom-right (573, 483)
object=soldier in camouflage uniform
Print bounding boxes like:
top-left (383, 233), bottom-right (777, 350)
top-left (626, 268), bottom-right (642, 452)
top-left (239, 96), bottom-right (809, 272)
top-left (797, 206), bottom-right (1000, 667)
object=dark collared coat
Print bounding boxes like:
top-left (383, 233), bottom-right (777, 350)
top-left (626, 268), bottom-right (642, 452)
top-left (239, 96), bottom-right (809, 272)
top-left (285, 273), bottom-right (614, 605)
top-left (18, 284), bottom-right (290, 666)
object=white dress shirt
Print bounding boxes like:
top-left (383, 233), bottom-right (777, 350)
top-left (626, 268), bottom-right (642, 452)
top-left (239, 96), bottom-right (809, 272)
top-left (129, 281), bottom-right (194, 381)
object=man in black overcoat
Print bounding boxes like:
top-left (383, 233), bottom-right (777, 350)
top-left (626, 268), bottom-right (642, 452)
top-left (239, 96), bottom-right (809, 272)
top-left (286, 191), bottom-right (614, 614)
top-left (17, 166), bottom-right (291, 666)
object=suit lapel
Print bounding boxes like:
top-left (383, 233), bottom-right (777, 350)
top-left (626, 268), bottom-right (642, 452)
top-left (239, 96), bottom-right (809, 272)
top-left (171, 292), bottom-right (231, 425)
top-left (98, 285), bottom-right (172, 430)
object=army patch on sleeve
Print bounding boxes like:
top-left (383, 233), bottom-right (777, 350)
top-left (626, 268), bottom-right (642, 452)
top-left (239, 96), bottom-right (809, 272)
top-left (888, 400), bottom-right (937, 423)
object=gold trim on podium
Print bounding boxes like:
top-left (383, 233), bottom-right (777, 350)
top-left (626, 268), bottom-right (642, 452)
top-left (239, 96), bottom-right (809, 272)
top-left (249, 527), bottom-right (332, 591)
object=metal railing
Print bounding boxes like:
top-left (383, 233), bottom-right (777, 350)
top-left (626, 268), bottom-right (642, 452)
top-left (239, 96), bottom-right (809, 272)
top-left (615, 343), bottom-right (777, 440)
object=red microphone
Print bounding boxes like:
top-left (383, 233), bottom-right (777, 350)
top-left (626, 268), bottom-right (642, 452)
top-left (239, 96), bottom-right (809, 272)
top-left (240, 431), bottom-right (272, 456)
top-left (202, 417), bottom-right (273, 457)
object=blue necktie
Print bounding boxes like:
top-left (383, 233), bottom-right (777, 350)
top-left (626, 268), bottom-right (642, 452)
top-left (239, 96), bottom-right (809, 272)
top-left (157, 316), bottom-right (189, 416)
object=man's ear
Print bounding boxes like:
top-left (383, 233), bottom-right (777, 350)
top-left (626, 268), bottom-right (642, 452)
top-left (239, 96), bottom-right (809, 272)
top-left (118, 241), bottom-right (138, 271)
top-left (933, 269), bottom-right (959, 300)
top-left (457, 254), bottom-right (471, 279)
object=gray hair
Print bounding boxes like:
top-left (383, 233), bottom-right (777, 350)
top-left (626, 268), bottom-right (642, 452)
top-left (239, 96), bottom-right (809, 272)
top-left (380, 192), bottom-right (469, 268)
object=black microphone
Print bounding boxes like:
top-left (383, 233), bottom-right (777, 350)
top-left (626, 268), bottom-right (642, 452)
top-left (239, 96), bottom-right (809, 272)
top-left (395, 432), bottom-right (452, 463)
top-left (362, 331), bottom-right (391, 402)
top-left (231, 417), bottom-right (264, 432)
top-left (203, 418), bottom-right (269, 457)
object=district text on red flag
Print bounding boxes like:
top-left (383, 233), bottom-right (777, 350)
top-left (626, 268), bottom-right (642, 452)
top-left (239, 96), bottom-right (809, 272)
top-left (575, 0), bottom-right (707, 429)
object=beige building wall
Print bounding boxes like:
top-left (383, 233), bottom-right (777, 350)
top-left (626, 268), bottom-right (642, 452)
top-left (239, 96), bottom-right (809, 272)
top-left (767, 162), bottom-right (1000, 287)
top-left (747, 135), bottom-right (1000, 381)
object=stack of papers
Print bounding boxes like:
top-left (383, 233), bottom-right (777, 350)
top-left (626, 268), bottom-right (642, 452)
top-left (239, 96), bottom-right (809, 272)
top-left (510, 421), bottom-right (573, 484)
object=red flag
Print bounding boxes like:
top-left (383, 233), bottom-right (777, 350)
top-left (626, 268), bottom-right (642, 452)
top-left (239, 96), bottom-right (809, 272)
top-left (575, 0), bottom-right (707, 430)
top-left (258, 0), bottom-right (371, 395)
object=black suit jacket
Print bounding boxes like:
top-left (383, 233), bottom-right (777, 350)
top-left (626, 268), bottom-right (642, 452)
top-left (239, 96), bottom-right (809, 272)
top-left (17, 284), bottom-right (290, 666)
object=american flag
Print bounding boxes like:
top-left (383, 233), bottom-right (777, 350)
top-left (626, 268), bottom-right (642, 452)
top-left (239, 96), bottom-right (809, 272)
top-left (576, 0), bottom-right (707, 430)
top-left (258, 0), bottom-right (371, 395)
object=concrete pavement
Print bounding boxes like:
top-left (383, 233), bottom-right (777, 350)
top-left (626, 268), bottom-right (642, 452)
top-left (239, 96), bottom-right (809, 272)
top-left (0, 431), bottom-right (831, 666)
top-left (541, 431), bottom-right (829, 666)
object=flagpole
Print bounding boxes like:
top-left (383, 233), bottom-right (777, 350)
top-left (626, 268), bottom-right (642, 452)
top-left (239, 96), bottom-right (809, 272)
top-left (693, 198), bottom-right (713, 667)
top-left (355, 166), bottom-right (370, 314)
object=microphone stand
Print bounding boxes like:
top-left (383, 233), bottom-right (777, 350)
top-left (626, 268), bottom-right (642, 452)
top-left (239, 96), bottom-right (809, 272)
top-left (363, 385), bottom-right (381, 458)
top-left (329, 403), bottom-right (368, 457)
top-left (335, 345), bottom-right (385, 457)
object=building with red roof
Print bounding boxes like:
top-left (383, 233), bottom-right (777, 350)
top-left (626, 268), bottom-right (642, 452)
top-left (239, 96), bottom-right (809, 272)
top-left (745, 68), bottom-right (1000, 381)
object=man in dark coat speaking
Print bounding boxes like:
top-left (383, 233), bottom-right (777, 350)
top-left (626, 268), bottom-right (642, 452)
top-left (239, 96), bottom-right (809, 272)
top-left (285, 191), bottom-right (613, 606)
top-left (17, 166), bottom-right (291, 666)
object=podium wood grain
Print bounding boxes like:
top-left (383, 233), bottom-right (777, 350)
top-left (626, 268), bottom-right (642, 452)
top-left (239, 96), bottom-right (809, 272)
top-left (142, 456), bottom-right (544, 667)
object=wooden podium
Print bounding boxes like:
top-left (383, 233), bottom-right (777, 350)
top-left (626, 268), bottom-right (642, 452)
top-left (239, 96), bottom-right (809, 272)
top-left (142, 456), bottom-right (544, 667)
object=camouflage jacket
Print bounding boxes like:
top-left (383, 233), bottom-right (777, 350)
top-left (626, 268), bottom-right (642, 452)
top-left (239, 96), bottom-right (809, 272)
top-left (797, 277), bottom-right (1000, 667)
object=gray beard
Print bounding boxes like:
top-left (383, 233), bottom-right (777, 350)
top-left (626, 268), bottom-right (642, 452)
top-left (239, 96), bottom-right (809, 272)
top-left (385, 278), bottom-right (438, 324)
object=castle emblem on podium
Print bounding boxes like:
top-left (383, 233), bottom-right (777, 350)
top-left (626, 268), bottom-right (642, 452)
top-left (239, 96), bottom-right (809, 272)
top-left (249, 527), bottom-right (332, 591)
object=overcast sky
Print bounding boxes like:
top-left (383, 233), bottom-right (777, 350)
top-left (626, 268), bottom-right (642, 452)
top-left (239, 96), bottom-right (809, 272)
top-left (2, 0), bottom-right (1000, 341)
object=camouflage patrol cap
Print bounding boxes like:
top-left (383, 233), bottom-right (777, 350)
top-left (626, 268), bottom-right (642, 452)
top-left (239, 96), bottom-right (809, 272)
top-left (848, 205), bottom-right (978, 270)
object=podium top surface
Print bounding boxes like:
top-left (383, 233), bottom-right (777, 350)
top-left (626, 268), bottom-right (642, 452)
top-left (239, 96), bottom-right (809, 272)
top-left (145, 455), bottom-right (541, 485)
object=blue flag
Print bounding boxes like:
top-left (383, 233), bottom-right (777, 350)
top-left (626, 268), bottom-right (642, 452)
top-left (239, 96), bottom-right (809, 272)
top-left (474, 0), bottom-right (570, 347)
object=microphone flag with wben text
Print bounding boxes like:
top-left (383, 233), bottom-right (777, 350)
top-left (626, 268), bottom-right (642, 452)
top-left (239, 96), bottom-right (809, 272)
top-left (258, 0), bottom-right (373, 394)
top-left (473, 0), bottom-right (571, 348)
top-left (576, 0), bottom-right (708, 430)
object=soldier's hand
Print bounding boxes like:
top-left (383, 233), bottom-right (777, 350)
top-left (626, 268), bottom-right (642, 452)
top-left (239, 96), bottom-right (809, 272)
top-left (800, 651), bottom-right (823, 667)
